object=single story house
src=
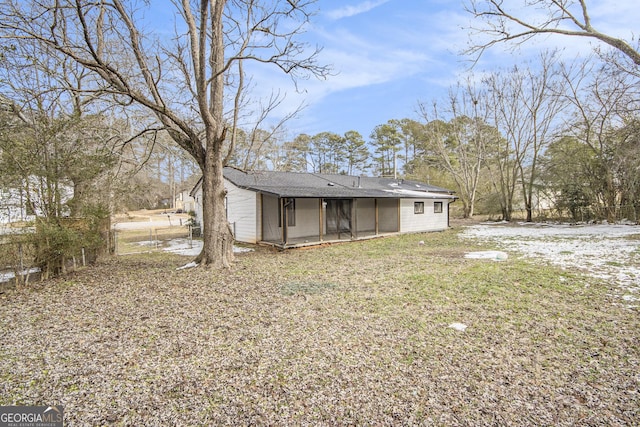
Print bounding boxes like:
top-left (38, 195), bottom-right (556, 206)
top-left (174, 189), bottom-right (195, 213)
top-left (191, 167), bottom-right (457, 248)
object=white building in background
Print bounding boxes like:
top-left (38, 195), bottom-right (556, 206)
top-left (1, 182), bottom-right (73, 225)
top-left (1, 188), bottom-right (35, 224)
top-left (174, 189), bottom-right (195, 213)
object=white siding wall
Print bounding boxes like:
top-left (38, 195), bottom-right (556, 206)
top-left (1, 189), bottom-right (34, 224)
top-left (225, 180), bottom-right (258, 243)
top-left (192, 179), bottom-right (259, 243)
top-left (192, 188), bottom-right (203, 232)
top-left (1, 185), bottom-right (73, 224)
top-left (400, 199), bottom-right (449, 233)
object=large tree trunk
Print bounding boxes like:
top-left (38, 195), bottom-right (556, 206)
top-left (198, 154), bottom-right (234, 268)
top-left (197, 0), bottom-right (234, 268)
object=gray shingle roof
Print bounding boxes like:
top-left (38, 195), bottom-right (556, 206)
top-left (222, 167), bottom-right (456, 199)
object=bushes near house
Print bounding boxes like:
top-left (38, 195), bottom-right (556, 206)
top-left (1, 213), bottom-right (109, 284)
top-left (0, 233), bottom-right (35, 287)
top-left (36, 213), bottom-right (111, 279)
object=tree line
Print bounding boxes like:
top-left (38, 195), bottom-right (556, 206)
top-left (226, 50), bottom-right (640, 223)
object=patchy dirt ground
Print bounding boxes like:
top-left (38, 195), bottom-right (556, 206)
top-left (0, 230), bottom-right (638, 425)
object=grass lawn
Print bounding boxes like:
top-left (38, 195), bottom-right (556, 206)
top-left (113, 227), bottom-right (193, 255)
top-left (1, 227), bottom-right (638, 425)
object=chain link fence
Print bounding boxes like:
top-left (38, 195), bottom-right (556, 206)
top-left (0, 236), bottom-right (96, 289)
top-left (113, 225), bottom-right (201, 255)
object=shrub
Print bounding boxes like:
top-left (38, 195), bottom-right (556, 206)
top-left (0, 233), bottom-right (36, 286)
top-left (33, 216), bottom-right (106, 279)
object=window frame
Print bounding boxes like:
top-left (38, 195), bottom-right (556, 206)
top-left (414, 201), bottom-right (425, 214)
top-left (434, 201), bottom-right (443, 213)
top-left (279, 198), bottom-right (296, 227)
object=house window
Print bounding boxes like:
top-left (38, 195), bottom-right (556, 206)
top-left (434, 201), bottom-right (443, 213)
top-left (279, 198), bottom-right (296, 227)
top-left (414, 201), bottom-right (424, 214)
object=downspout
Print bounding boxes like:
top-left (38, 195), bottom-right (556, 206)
top-left (448, 199), bottom-right (455, 228)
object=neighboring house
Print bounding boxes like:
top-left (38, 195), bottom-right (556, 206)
top-left (0, 188), bottom-right (35, 224)
top-left (174, 189), bottom-right (195, 213)
top-left (191, 167), bottom-right (457, 248)
top-left (1, 184), bottom-right (73, 225)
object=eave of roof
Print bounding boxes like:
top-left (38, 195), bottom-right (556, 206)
top-left (192, 167), bottom-right (458, 200)
top-left (248, 186), bottom-right (456, 199)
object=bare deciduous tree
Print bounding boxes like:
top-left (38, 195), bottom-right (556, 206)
top-left (465, 0), bottom-right (640, 66)
top-left (231, 92), bottom-right (302, 171)
top-left (418, 80), bottom-right (495, 218)
top-left (484, 52), bottom-right (567, 221)
top-left (0, 0), bottom-right (328, 268)
top-left (559, 57), bottom-right (640, 220)
top-left (0, 37), bottom-right (120, 220)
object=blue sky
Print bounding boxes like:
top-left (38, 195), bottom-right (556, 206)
top-left (149, 1), bottom-right (640, 141)
top-left (263, 0), bottom-right (469, 139)
top-left (246, 0), bottom-right (640, 140)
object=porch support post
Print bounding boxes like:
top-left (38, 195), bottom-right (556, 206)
top-left (337, 202), bottom-right (341, 240)
top-left (319, 198), bottom-right (324, 242)
top-left (375, 199), bottom-right (379, 235)
top-left (281, 197), bottom-right (288, 245)
top-left (352, 198), bottom-right (357, 239)
top-left (260, 193), bottom-right (264, 242)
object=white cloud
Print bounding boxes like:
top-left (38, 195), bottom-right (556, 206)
top-left (238, 12), bottom-right (447, 130)
top-left (306, 25), bottom-right (435, 93)
top-left (234, 37), bottom-right (435, 135)
top-left (326, 0), bottom-right (391, 20)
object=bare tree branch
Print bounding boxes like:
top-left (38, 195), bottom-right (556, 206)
top-left (0, 0), bottom-right (327, 268)
top-left (465, 0), bottom-right (640, 66)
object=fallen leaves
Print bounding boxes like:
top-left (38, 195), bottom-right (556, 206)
top-left (0, 233), bottom-right (638, 425)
